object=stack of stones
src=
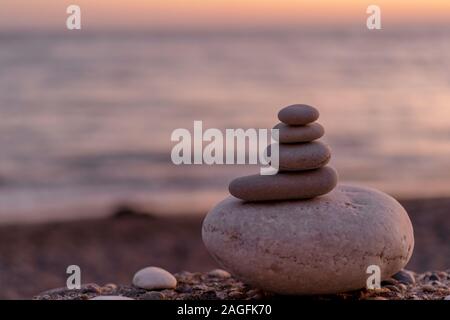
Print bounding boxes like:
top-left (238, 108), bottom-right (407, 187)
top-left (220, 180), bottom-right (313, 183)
top-left (202, 103), bottom-right (415, 296)
top-left (229, 104), bottom-right (337, 201)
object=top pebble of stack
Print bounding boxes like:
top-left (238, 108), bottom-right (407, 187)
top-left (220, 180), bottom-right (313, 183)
top-left (278, 104), bottom-right (319, 125)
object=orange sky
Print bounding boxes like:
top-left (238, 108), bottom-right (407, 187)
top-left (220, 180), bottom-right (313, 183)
top-left (1, 0), bottom-right (449, 30)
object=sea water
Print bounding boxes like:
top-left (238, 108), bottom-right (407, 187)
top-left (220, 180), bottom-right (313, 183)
top-left (1, 28), bottom-right (450, 222)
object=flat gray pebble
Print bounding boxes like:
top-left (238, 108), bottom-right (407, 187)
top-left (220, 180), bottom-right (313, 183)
top-left (392, 270), bottom-right (416, 285)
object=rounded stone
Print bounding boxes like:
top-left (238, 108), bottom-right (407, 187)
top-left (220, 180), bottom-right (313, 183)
top-left (273, 122), bottom-right (324, 143)
top-left (267, 141), bottom-right (331, 171)
top-left (132, 267), bottom-right (177, 290)
top-left (278, 104), bottom-right (319, 125)
top-left (203, 185), bottom-right (414, 295)
top-left (229, 166), bottom-right (337, 201)
top-left (392, 270), bottom-right (416, 285)
top-left (208, 269), bottom-right (232, 278)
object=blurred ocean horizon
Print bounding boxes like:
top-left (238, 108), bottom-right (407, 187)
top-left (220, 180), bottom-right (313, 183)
top-left (1, 27), bottom-right (450, 223)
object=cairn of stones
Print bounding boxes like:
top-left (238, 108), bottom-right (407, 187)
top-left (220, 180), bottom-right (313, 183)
top-left (203, 104), bottom-right (414, 295)
top-left (229, 104), bottom-right (338, 201)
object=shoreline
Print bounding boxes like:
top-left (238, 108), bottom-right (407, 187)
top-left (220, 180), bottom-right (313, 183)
top-left (0, 196), bottom-right (449, 299)
top-left (2, 189), bottom-right (450, 226)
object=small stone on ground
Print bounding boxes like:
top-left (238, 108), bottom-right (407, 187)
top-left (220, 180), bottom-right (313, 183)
top-left (132, 266), bottom-right (177, 290)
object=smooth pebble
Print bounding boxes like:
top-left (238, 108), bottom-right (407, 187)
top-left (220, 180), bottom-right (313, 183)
top-left (132, 266), bottom-right (177, 290)
top-left (208, 269), bottom-right (231, 278)
top-left (229, 166), bottom-right (338, 201)
top-left (268, 141), bottom-right (331, 171)
top-left (273, 122), bottom-right (324, 143)
top-left (278, 104), bottom-right (319, 125)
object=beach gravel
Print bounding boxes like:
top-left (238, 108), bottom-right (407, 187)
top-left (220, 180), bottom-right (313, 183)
top-left (34, 269), bottom-right (450, 300)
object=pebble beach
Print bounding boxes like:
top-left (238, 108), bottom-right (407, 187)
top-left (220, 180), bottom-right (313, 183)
top-left (0, 196), bottom-right (449, 299)
top-left (34, 269), bottom-right (450, 300)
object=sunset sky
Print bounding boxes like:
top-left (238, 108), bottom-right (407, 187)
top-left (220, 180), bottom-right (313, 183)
top-left (1, 0), bottom-right (449, 30)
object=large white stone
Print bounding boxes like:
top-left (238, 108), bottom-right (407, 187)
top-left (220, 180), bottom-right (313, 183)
top-left (202, 184), bottom-right (414, 295)
top-left (132, 267), bottom-right (177, 290)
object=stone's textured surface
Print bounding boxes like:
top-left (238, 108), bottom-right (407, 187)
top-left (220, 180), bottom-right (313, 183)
top-left (132, 267), bottom-right (177, 290)
top-left (278, 104), bottom-right (319, 125)
top-left (203, 184), bottom-right (415, 295)
top-left (273, 122), bottom-right (324, 143)
top-left (268, 141), bottom-right (331, 171)
top-left (90, 295), bottom-right (134, 300)
top-left (393, 270), bottom-right (416, 285)
top-left (229, 167), bottom-right (338, 201)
